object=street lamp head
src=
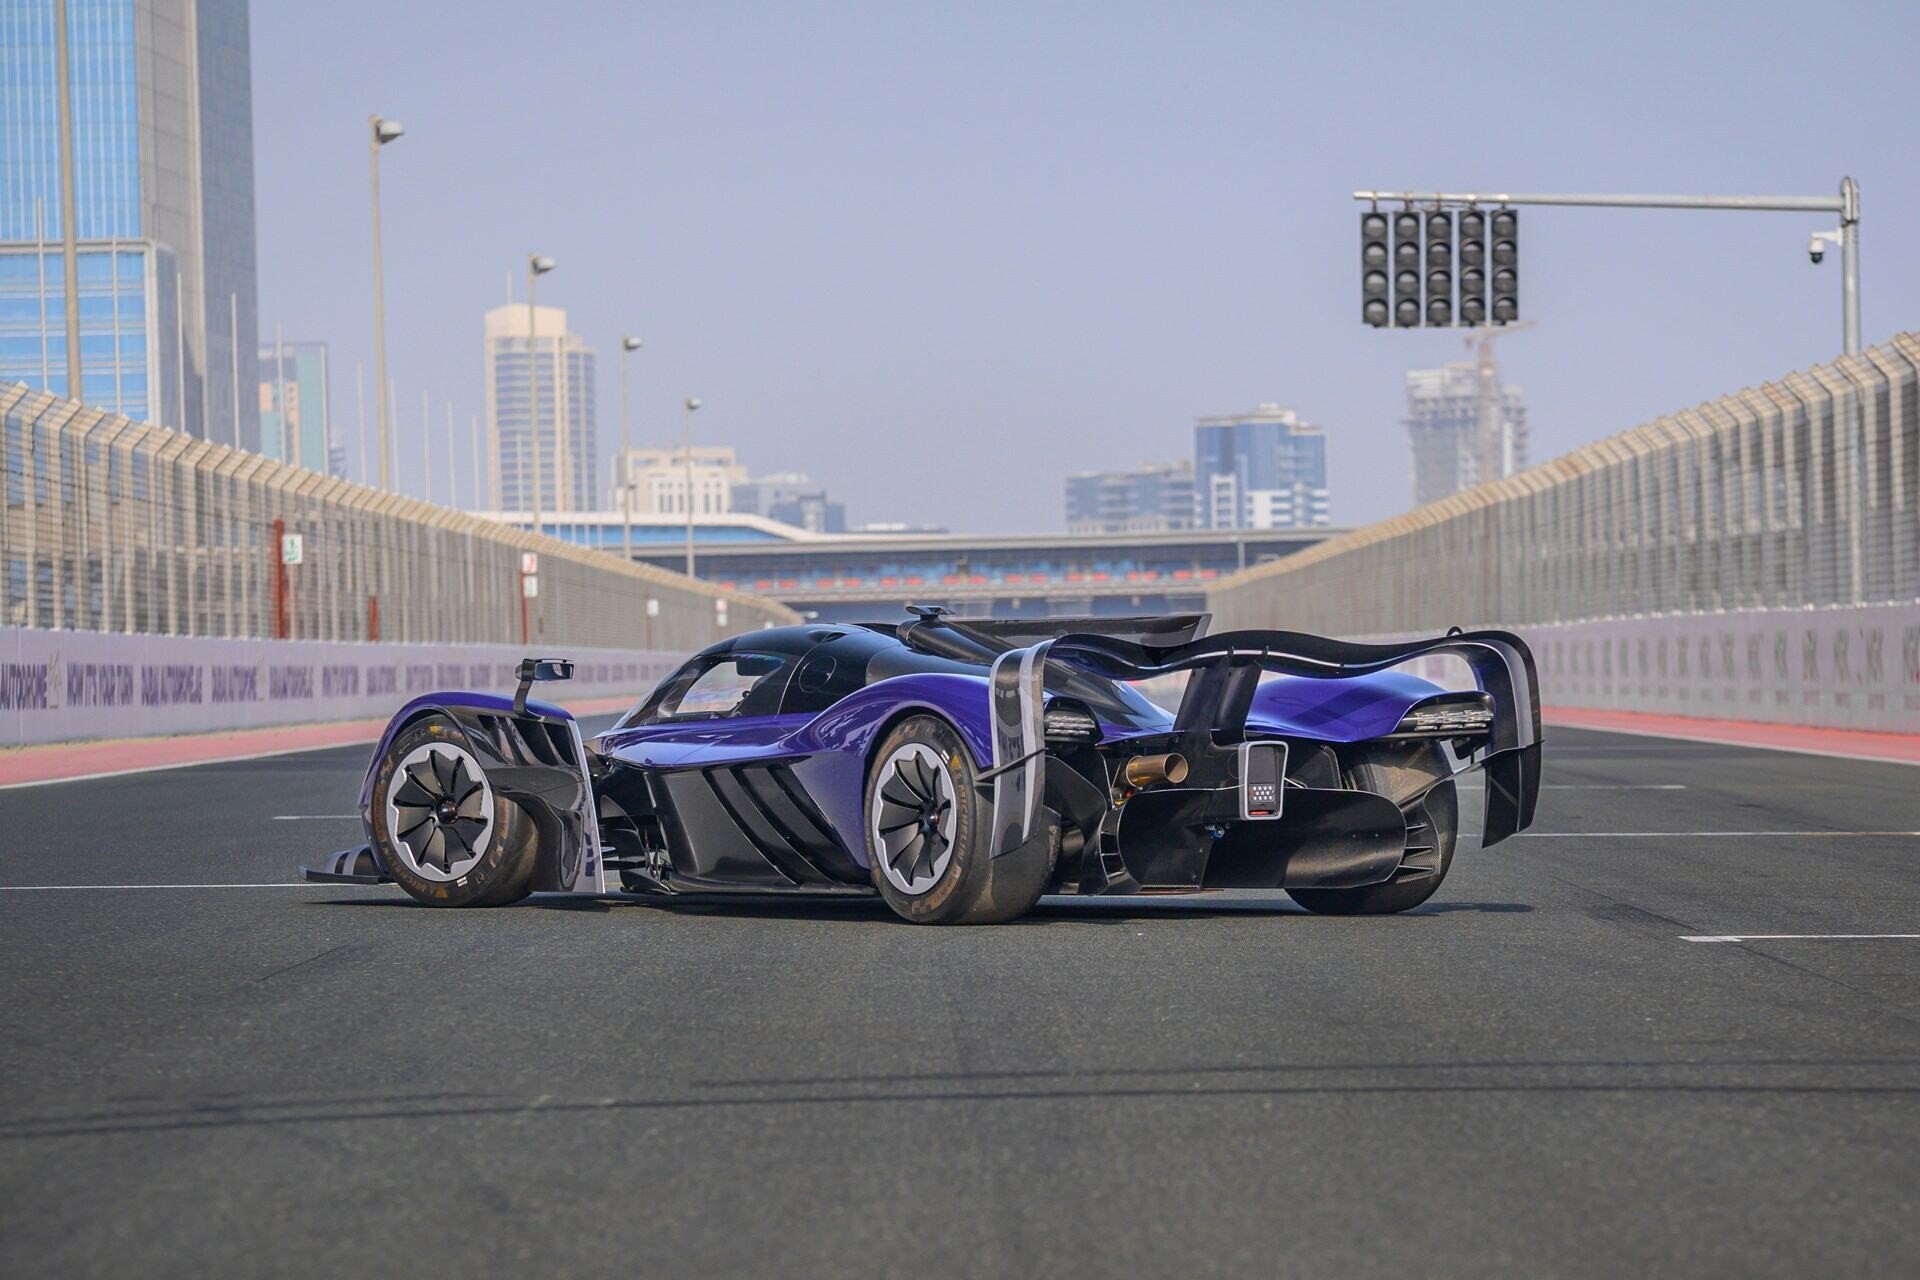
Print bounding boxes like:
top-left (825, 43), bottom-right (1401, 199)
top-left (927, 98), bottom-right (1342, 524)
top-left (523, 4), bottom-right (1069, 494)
top-left (685, 396), bottom-right (702, 412)
top-left (529, 254), bottom-right (557, 276)
top-left (622, 336), bottom-right (643, 352)
top-left (372, 117), bottom-right (405, 145)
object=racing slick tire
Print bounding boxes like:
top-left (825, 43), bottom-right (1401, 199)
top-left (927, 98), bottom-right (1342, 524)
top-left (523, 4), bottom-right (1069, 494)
top-left (1288, 748), bottom-right (1458, 916)
top-left (371, 714), bottom-right (539, 908)
top-left (865, 715), bottom-right (1056, 925)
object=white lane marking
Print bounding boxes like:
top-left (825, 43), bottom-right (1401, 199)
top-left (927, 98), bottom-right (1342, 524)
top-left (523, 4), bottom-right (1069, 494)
top-left (0, 711), bottom-right (631, 793)
top-left (1514, 831), bottom-right (1920, 838)
top-left (272, 814), bottom-right (360, 820)
top-left (1458, 783), bottom-right (1687, 791)
top-left (0, 739), bottom-right (378, 792)
top-left (1682, 934), bottom-right (1920, 943)
top-left (0, 882), bottom-right (316, 892)
top-left (1543, 730), bottom-right (1920, 768)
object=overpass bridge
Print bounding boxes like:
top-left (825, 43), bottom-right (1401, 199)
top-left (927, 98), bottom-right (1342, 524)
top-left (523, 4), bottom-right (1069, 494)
top-left (480, 513), bottom-right (1341, 621)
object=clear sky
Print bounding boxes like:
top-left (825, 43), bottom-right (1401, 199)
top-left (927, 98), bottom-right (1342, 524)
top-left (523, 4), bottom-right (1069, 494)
top-left (251, 0), bottom-right (1919, 531)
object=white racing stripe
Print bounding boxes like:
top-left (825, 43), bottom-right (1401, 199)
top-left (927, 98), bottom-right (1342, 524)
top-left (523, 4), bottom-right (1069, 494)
top-left (1682, 934), bottom-right (1920, 943)
top-left (272, 814), bottom-right (360, 821)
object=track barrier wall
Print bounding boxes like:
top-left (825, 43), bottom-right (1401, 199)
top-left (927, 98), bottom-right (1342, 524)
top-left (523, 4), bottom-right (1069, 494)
top-left (1209, 334), bottom-right (1920, 733)
top-left (1, 381), bottom-right (799, 746)
top-left (1, 384), bottom-right (797, 650)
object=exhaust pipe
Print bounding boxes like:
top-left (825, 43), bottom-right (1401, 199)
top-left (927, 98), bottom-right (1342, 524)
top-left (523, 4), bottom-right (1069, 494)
top-left (1122, 753), bottom-right (1189, 788)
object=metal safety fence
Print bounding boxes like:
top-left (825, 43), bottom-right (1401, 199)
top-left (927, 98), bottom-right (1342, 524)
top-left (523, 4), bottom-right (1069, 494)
top-left (1, 383), bottom-right (798, 650)
top-left (1210, 332), bottom-right (1920, 636)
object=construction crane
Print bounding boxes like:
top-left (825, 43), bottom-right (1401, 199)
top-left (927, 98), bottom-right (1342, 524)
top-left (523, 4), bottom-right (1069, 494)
top-left (1463, 320), bottom-right (1535, 487)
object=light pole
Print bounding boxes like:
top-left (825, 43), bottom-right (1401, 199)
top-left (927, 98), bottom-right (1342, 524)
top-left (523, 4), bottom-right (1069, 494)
top-left (619, 336), bottom-right (642, 564)
top-left (368, 115), bottom-right (404, 489)
top-left (526, 253), bottom-right (556, 535)
top-left (682, 396), bottom-right (702, 577)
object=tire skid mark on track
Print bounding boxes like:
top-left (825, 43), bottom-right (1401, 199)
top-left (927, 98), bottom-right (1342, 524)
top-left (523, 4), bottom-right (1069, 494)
top-left (7, 1071), bottom-right (1920, 1144)
top-left (1550, 871), bottom-right (1920, 1025)
top-left (705, 1054), bottom-right (1920, 1090)
top-left (255, 941), bottom-right (362, 985)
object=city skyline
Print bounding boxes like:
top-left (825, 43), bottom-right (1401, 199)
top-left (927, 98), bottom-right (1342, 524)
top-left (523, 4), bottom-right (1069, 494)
top-left (245, 0), bottom-right (1919, 533)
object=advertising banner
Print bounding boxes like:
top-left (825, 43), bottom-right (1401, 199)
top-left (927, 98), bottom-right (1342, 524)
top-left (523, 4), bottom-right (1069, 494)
top-left (0, 628), bottom-right (686, 747)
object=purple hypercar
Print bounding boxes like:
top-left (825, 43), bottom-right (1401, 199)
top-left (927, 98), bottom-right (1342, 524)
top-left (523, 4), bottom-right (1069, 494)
top-left (302, 608), bottom-right (1541, 924)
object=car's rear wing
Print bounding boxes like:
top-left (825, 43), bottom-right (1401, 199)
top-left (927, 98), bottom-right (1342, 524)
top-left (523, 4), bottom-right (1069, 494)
top-left (985, 627), bottom-right (1542, 857)
top-left (895, 605), bottom-right (1211, 666)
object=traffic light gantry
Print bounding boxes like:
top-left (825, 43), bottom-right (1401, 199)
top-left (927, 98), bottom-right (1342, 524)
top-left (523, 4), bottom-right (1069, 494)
top-left (1360, 200), bottom-right (1517, 330)
top-left (1352, 181), bottom-right (1863, 354)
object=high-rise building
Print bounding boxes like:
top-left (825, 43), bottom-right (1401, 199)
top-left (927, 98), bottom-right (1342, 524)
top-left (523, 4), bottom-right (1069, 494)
top-left (1403, 363), bottom-right (1529, 507)
top-left (257, 339), bottom-right (330, 473)
top-left (613, 444), bottom-right (745, 518)
top-left (732, 471), bottom-right (847, 534)
top-left (1063, 461), bottom-right (1196, 534)
top-left (0, 0), bottom-right (259, 449)
top-left (485, 304), bottom-right (596, 512)
top-left (1194, 405), bottom-right (1330, 530)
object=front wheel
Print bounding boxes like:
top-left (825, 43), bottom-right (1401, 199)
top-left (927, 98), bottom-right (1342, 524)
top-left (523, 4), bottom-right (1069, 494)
top-left (865, 715), bottom-right (1055, 924)
top-left (371, 715), bottom-right (539, 907)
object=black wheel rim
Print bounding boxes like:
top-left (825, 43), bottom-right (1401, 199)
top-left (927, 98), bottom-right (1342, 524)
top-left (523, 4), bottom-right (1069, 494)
top-left (386, 742), bottom-right (495, 881)
top-left (871, 742), bottom-right (958, 895)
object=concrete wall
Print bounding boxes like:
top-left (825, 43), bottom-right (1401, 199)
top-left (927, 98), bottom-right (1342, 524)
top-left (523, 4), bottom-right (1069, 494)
top-left (1523, 603), bottom-right (1919, 732)
top-left (1387, 604), bottom-right (1919, 734)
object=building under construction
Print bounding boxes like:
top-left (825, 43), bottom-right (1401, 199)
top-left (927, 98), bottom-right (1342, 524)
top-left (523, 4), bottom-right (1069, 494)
top-left (1403, 329), bottom-right (1531, 507)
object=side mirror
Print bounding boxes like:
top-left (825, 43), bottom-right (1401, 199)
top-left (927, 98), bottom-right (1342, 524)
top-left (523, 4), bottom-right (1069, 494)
top-left (514, 657), bottom-right (575, 714)
top-left (520, 658), bottom-right (575, 683)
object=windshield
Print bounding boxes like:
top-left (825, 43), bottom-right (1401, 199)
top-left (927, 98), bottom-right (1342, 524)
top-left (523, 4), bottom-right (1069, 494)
top-left (627, 652), bottom-right (797, 724)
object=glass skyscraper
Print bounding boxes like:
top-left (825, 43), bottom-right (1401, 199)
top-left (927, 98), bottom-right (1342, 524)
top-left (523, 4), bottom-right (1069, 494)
top-left (1194, 404), bottom-right (1331, 530)
top-left (484, 304), bottom-right (597, 513)
top-left (258, 338), bottom-right (330, 473)
top-left (0, 0), bottom-right (258, 449)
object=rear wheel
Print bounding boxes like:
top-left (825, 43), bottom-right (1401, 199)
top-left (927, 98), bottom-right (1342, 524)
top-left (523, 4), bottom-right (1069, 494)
top-left (371, 715), bottom-right (538, 907)
top-left (1288, 747), bottom-right (1458, 916)
top-left (865, 715), bottom-right (1055, 925)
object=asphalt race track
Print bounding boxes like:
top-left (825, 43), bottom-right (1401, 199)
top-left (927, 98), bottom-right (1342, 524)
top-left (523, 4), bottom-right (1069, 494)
top-left (2, 724), bottom-right (1917, 1278)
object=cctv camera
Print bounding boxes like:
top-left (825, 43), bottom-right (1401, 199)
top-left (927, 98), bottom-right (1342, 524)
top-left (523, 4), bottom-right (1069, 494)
top-left (1808, 235), bottom-right (1825, 265)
